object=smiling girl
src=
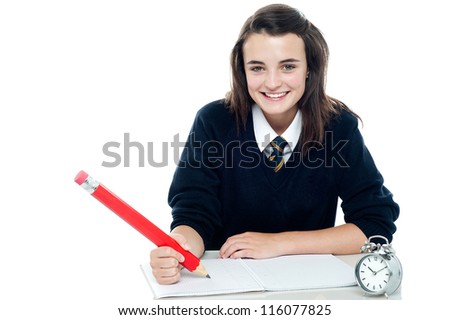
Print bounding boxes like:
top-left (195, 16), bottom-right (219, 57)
top-left (150, 4), bottom-right (399, 285)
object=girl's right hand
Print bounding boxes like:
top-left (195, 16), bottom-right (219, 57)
top-left (149, 233), bottom-right (191, 285)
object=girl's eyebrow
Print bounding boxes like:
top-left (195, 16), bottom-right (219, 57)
top-left (246, 60), bottom-right (265, 65)
top-left (280, 58), bottom-right (301, 64)
top-left (246, 58), bottom-right (301, 65)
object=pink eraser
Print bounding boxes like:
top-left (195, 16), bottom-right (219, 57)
top-left (74, 170), bottom-right (89, 185)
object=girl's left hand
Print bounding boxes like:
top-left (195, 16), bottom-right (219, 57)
top-left (219, 232), bottom-right (283, 259)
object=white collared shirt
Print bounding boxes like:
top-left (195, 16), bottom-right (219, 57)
top-left (252, 104), bottom-right (302, 162)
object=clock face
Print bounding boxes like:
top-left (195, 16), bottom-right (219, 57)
top-left (356, 254), bottom-right (391, 294)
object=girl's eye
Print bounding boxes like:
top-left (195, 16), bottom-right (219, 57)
top-left (282, 64), bottom-right (296, 71)
top-left (250, 66), bottom-right (264, 72)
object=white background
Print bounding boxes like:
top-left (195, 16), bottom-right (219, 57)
top-left (1, 0), bottom-right (448, 319)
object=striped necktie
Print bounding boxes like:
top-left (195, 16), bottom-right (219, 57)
top-left (269, 136), bottom-right (288, 172)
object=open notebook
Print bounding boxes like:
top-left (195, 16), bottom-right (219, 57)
top-left (141, 254), bottom-right (356, 299)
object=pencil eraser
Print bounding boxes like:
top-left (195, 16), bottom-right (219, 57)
top-left (74, 170), bottom-right (89, 185)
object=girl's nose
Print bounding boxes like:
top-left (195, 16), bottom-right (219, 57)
top-left (264, 70), bottom-right (282, 90)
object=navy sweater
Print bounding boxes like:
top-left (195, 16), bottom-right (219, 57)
top-left (169, 100), bottom-right (399, 250)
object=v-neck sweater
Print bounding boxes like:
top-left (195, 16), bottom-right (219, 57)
top-left (169, 99), bottom-right (399, 250)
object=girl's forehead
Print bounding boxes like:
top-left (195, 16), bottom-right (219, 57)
top-left (243, 33), bottom-right (306, 61)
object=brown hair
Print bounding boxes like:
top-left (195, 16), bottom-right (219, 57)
top-left (225, 4), bottom-right (360, 153)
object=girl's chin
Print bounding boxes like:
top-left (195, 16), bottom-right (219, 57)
top-left (257, 100), bottom-right (296, 114)
top-left (259, 106), bottom-right (297, 119)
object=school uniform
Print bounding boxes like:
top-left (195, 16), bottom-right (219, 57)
top-left (169, 99), bottom-right (399, 250)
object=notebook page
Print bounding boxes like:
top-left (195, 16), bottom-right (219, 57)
top-left (141, 259), bottom-right (264, 299)
top-left (242, 254), bottom-right (357, 291)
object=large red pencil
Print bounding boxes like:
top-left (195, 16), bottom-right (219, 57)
top-left (74, 170), bottom-right (209, 278)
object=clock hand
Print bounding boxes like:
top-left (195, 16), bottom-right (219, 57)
top-left (374, 266), bottom-right (388, 275)
top-left (367, 266), bottom-right (376, 275)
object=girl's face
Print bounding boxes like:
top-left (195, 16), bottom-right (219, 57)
top-left (243, 32), bottom-right (308, 132)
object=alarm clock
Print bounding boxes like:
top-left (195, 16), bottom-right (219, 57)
top-left (355, 235), bottom-right (402, 297)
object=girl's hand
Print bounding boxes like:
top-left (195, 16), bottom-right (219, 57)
top-left (149, 233), bottom-right (191, 285)
top-left (219, 232), bottom-right (282, 259)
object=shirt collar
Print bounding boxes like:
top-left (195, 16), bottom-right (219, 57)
top-left (252, 104), bottom-right (302, 153)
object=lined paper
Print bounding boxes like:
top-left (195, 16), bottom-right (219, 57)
top-left (141, 254), bottom-right (356, 299)
top-left (141, 259), bottom-right (263, 298)
top-left (242, 254), bottom-right (356, 291)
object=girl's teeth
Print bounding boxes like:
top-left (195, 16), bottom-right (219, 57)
top-left (265, 92), bottom-right (287, 98)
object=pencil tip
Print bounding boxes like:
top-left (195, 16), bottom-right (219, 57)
top-left (193, 263), bottom-right (210, 278)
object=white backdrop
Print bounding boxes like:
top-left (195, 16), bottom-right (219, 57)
top-left (1, 0), bottom-right (448, 319)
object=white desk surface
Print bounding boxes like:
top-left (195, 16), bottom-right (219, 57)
top-left (155, 251), bottom-right (401, 300)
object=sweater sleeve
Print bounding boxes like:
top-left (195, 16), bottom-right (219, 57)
top-left (335, 116), bottom-right (400, 243)
top-left (168, 104), bottom-right (225, 248)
